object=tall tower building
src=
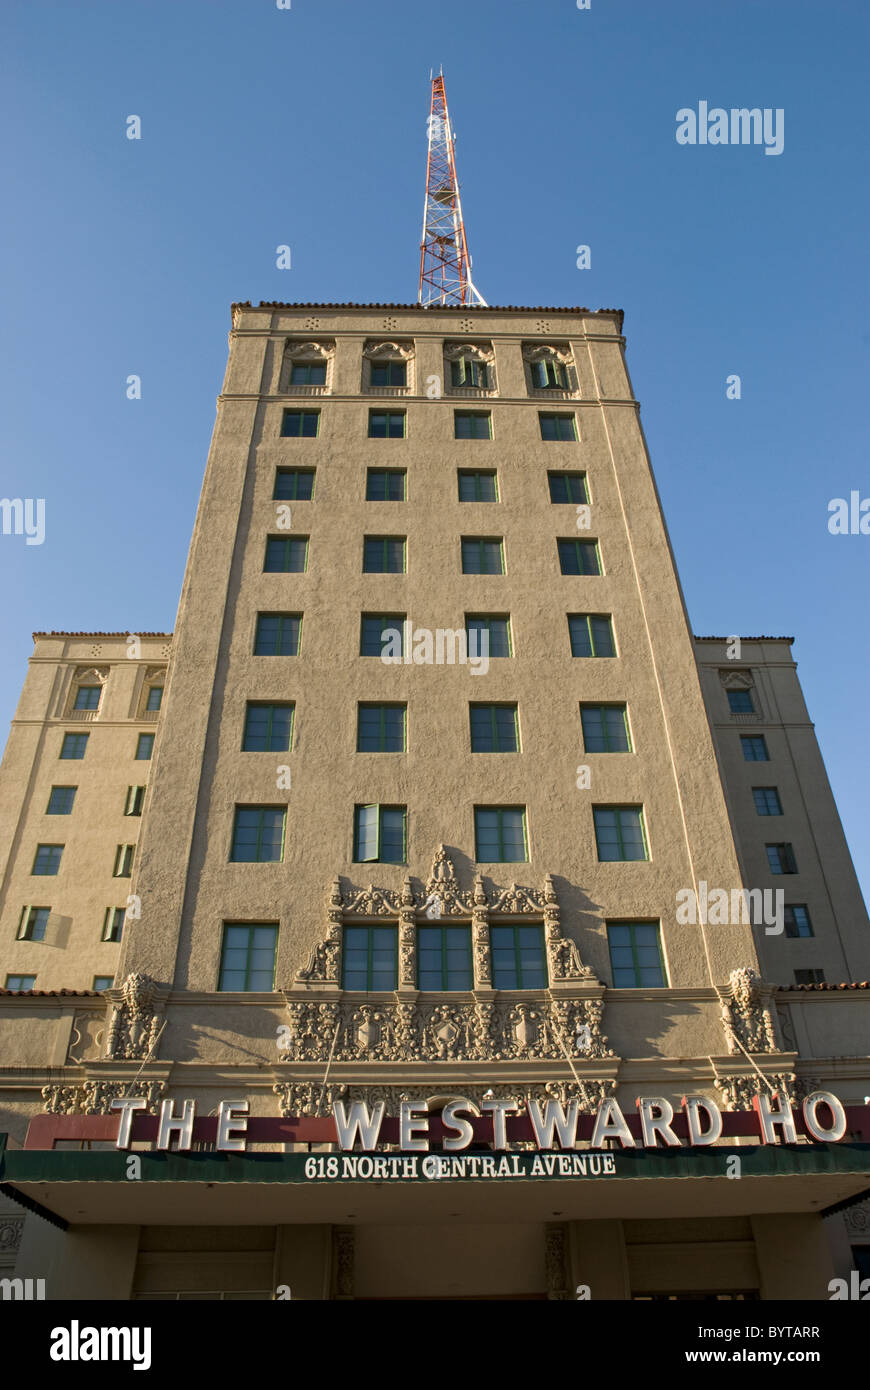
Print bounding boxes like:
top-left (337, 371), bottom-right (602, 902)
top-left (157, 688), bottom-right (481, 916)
top-left (1, 303), bottom-right (868, 1302)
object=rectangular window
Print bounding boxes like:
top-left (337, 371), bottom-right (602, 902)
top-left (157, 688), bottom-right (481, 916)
top-left (794, 968), bottom-right (825, 985)
top-left (766, 843), bottom-right (797, 875)
top-left (474, 806), bottom-right (527, 863)
top-left (450, 358), bottom-right (489, 389)
top-left (93, 976), bottom-right (114, 991)
top-left (363, 536), bottom-right (406, 573)
top-left (581, 705), bottom-right (632, 753)
top-left (466, 615), bottom-right (512, 658)
top-left (290, 362), bottom-right (326, 385)
top-left (113, 844), bottom-right (135, 877)
top-left (458, 470), bottom-right (498, 502)
top-left (46, 786), bottom-right (76, 815)
top-left (254, 613), bottom-right (302, 656)
top-left (103, 907), bottom-right (126, 943)
top-left (360, 613), bottom-right (405, 657)
top-left (607, 922), bottom-right (666, 987)
top-left (353, 805), bottom-right (407, 863)
top-left (60, 732), bottom-right (88, 759)
top-left (753, 787), bottom-right (782, 816)
top-left (18, 906), bottom-right (50, 942)
top-left (741, 735), bottom-right (769, 762)
top-left (74, 685), bottom-right (101, 710)
top-left (568, 614), bottom-right (615, 657)
top-left (784, 904), bottom-right (813, 939)
top-left (539, 413), bottom-right (577, 442)
top-left (146, 686), bottom-right (163, 711)
top-left (273, 468), bottom-right (315, 501)
top-left (461, 537), bottom-right (504, 574)
top-left (357, 704), bottom-right (406, 753)
top-left (219, 924), bottom-right (278, 991)
top-left (124, 785), bottom-right (146, 816)
top-left (727, 688), bottom-right (755, 713)
top-left (593, 807), bottom-right (648, 862)
top-left (368, 410), bottom-right (406, 439)
top-left (558, 538), bottom-right (601, 575)
top-left (469, 704), bottom-right (519, 753)
top-left (5, 975), bottom-right (36, 991)
top-left (264, 536), bottom-right (308, 573)
top-left (342, 925), bottom-right (398, 991)
top-left (454, 411), bottom-right (492, 440)
top-left (230, 808), bottom-right (286, 863)
top-left (370, 361), bottom-right (406, 388)
top-left (417, 925), bottom-right (473, 991)
top-left (531, 360), bottom-right (568, 390)
top-left (32, 844), bottom-right (63, 876)
top-left (280, 409), bottom-right (319, 438)
top-left (490, 924), bottom-right (547, 990)
top-left (243, 702), bottom-right (295, 752)
top-left (366, 469), bottom-right (406, 501)
top-left (548, 472), bottom-right (587, 504)
top-left (135, 733), bottom-right (155, 760)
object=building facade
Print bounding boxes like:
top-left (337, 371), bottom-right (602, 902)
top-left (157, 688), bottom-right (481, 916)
top-left (0, 303), bottom-right (868, 1301)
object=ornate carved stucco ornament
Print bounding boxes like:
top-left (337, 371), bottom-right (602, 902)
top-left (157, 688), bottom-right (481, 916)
top-left (719, 967), bottom-right (780, 1055)
top-left (41, 1079), bottom-right (165, 1116)
top-left (104, 972), bottom-right (168, 1061)
top-left (712, 1072), bottom-right (795, 1112)
top-left (271, 1079), bottom-right (617, 1120)
top-left (521, 341), bottom-right (573, 366)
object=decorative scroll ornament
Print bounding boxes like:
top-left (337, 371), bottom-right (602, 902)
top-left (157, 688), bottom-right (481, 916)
top-left (545, 1224), bottom-right (572, 1300)
top-left (105, 972), bottom-right (167, 1060)
top-left (272, 1081), bottom-right (347, 1118)
top-left (271, 1079), bottom-right (617, 1120)
top-left (521, 342), bottom-right (573, 366)
top-left (719, 967), bottom-right (779, 1055)
top-left (443, 341), bottom-right (495, 363)
top-left (41, 1079), bottom-right (165, 1116)
top-left (364, 340), bottom-right (415, 360)
top-left (712, 1072), bottom-right (795, 1112)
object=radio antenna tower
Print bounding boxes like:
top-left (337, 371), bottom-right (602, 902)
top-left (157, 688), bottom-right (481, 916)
top-left (418, 71), bottom-right (486, 307)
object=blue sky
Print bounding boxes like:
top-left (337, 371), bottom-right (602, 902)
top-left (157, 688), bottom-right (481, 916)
top-left (1, 0), bottom-right (867, 899)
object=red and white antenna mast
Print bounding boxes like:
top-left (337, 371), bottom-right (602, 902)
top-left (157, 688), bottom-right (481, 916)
top-left (418, 71), bottom-right (486, 307)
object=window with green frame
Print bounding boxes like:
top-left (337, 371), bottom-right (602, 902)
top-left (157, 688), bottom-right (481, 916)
top-left (18, 906), bottom-right (50, 941)
top-left (593, 806), bottom-right (648, 862)
top-left (354, 805), bottom-right (407, 863)
top-left (362, 536), bottom-right (406, 573)
top-left (357, 704), bottom-right (406, 752)
top-left (264, 535), bottom-right (308, 572)
top-left (243, 702), bottom-right (295, 752)
top-left (461, 537), bottom-right (504, 574)
top-left (370, 360), bottom-right (407, 387)
top-left (474, 806), bottom-right (527, 863)
top-left (766, 842), bottom-right (797, 875)
top-left (360, 613), bottom-right (406, 657)
top-left (46, 786), bottom-right (76, 814)
top-left (490, 924), bottom-right (547, 989)
top-left (73, 685), bottom-right (101, 710)
top-left (727, 688), bottom-right (754, 713)
top-left (558, 538), bottom-right (601, 575)
top-left (273, 468), bottom-right (315, 500)
top-left (784, 905), bottom-right (813, 938)
top-left (450, 357), bottom-right (489, 389)
top-left (740, 735), bottom-right (768, 762)
top-left (417, 925), bottom-right (473, 990)
top-left (465, 615), bottom-right (512, 658)
top-left (146, 685), bottom-right (163, 711)
top-left (568, 614), bottom-right (615, 657)
top-left (752, 786), bottom-right (782, 816)
top-left (230, 807), bottom-right (286, 863)
top-left (342, 925), bottom-right (398, 990)
top-left (366, 469), bottom-right (406, 501)
top-left (607, 922), bottom-right (666, 987)
top-left (458, 470), bottom-right (498, 502)
top-left (113, 844), bottom-right (135, 877)
top-left (60, 732), bottom-right (89, 759)
top-left (103, 907), bottom-right (126, 942)
top-left (254, 613), bottom-right (302, 655)
top-left (794, 968), bottom-right (825, 985)
top-left (368, 410), bottom-right (406, 438)
top-left (290, 361), bottom-right (326, 385)
top-left (5, 975), bottom-right (36, 991)
top-left (580, 704), bottom-right (632, 753)
top-left (32, 844), bottom-right (63, 875)
top-left (531, 359), bottom-right (568, 389)
top-left (219, 923), bottom-right (278, 991)
top-left (539, 413), bottom-right (577, 441)
top-left (469, 704), bottom-right (519, 752)
top-left (124, 785), bottom-right (145, 816)
top-left (281, 409), bottom-right (319, 437)
top-left (93, 976), bottom-right (114, 992)
top-left (548, 472), bottom-right (587, 504)
top-left (135, 733), bottom-right (154, 760)
top-left (454, 411), bottom-right (492, 440)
